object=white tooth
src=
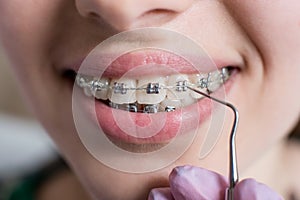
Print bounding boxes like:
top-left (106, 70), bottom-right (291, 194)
top-left (190, 73), bottom-right (208, 89)
top-left (207, 81), bottom-right (222, 93)
top-left (190, 89), bottom-right (206, 99)
top-left (189, 74), bottom-right (207, 99)
top-left (160, 98), bottom-right (182, 109)
top-left (137, 77), bottom-right (166, 104)
top-left (77, 74), bottom-right (96, 97)
top-left (75, 75), bottom-right (85, 88)
top-left (207, 71), bottom-right (222, 92)
top-left (83, 87), bottom-right (93, 97)
top-left (76, 74), bottom-right (93, 88)
top-left (92, 78), bottom-right (109, 100)
top-left (108, 78), bottom-right (136, 104)
top-left (166, 74), bottom-right (189, 100)
top-left (180, 95), bottom-right (197, 107)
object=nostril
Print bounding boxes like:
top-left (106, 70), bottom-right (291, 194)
top-left (75, 0), bottom-right (192, 30)
top-left (85, 11), bottom-right (114, 28)
top-left (146, 8), bottom-right (174, 15)
top-left (82, 10), bottom-right (103, 23)
top-left (89, 11), bottom-right (101, 19)
top-left (142, 8), bottom-right (176, 18)
top-left (136, 9), bottom-right (177, 27)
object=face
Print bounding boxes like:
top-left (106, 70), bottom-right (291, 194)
top-left (1, 0), bottom-right (300, 199)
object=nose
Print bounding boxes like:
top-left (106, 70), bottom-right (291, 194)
top-left (75, 0), bottom-right (194, 30)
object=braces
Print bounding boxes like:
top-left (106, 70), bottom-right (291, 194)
top-left (165, 106), bottom-right (176, 112)
top-left (75, 68), bottom-right (231, 113)
top-left (107, 103), bottom-right (176, 113)
top-left (113, 82), bottom-right (128, 94)
top-left (176, 80), bottom-right (188, 92)
top-left (143, 104), bottom-right (159, 113)
top-left (107, 101), bottom-right (162, 113)
top-left (76, 68), bottom-right (230, 95)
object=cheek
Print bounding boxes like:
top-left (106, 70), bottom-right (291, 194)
top-left (0, 1), bottom-right (74, 129)
top-left (226, 1), bottom-right (300, 64)
top-left (0, 0), bottom-right (61, 70)
top-left (227, 0), bottom-right (300, 119)
top-left (0, 1), bottom-right (62, 93)
top-left (222, 1), bottom-right (300, 169)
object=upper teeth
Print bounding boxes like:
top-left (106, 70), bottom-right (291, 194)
top-left (75, 67), bottom-right (231, 113)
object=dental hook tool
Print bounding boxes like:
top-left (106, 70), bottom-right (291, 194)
top-left (187, 86), bottom-right (239, 200)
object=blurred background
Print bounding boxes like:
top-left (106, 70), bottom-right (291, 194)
top-left (0, 45), bottom-right (57, 192)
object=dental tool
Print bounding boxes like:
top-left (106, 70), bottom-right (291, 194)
top-left (187, 86), bottom-right (239, 200)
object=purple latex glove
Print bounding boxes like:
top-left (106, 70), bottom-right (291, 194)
top-left (148, 166), bottom-right (283, 200)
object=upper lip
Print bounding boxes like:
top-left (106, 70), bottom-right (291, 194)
top-left (70, 50), bottom-right (241, 79)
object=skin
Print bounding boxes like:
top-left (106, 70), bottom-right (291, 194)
top-left (1, 0), bottom-right (300, 199)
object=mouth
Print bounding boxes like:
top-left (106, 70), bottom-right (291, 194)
top-left (68, 50), bottom-right (239, 150)
top-left (76, 66), bottom-right (233, 113)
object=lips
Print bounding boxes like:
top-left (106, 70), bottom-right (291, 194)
top-left (72, 50), bottom-right (238, 147)
top-left (76, 50), bottom-right (236, 78)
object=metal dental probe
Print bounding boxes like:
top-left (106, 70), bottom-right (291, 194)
top-left (187, 86), bottom-right (239, 200)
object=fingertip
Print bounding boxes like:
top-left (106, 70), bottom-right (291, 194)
top-left (170, 165), bottom-right (228, 187)
top-left (169, 165), bottom-right (193, 180)
top-left (234, 179), bottom-right (283, 200)
top-left (148, 188), bottom-right (174, 200)
top-left (169, 166), bottom-right (228, 200)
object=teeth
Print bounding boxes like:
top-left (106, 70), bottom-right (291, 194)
top-left (181, 95), bottom-right (197, 107)
top-left (84, 87), bottom-right (93, 97)
top-left (160, 98), bottom-right (182, 109)
top-left (75, 75), bottom-right (94, 97)
top-left (108, 78), bottom-right (136, 104)
top-left (189, 74), bottom-right (207, 99)
top-left (143, 104), bottom-right (159, 113)
top-left (165, 106), bottom-right (176, 112)
top-left (75, 67), bottom-right (232, 112)
top-left (76, 75), bottom-right (93, 88)
top-left (207, 71), bottom-right (223, 93)
top-left (190, 88), bottom-right (206, 99)
top-left (92, 78), bottom-right (109, 100)
top-left (167, 74), bottom-right (189, 100)
top-left (127, 104), bottom-right (138, 112)
top-left (136, 77), bottom-right (166, 104)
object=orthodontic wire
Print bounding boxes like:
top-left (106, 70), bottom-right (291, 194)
top-left (77, 68), bottom-right (230, 94)
top-left (187, 86), bottom-right (239, 200)
top-left (76, 69), bottom-right (231, 114)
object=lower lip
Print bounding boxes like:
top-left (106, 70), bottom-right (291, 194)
top-left (88, 74), bottom-right (236, 145)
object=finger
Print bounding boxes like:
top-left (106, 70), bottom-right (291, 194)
top-left (234, 179), bottom-right (283, 200)
top-left (148, 187), bottom-right (175, 200)
top-left (169, 165), bottom-right (228, 200)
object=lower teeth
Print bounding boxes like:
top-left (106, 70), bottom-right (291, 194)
top-left (106, 100), bottom-right (169, 113)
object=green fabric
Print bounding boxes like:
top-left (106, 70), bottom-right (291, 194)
top-left (2, 157), bottom-right (67, 200)
top-left (8, 173), bottom-right (44, 200)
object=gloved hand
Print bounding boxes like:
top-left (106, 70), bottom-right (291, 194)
top-left (148, 165), bottom-right (283, 200)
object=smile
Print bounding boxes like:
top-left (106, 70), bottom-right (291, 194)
top-left (70, 49), bottom-right (240, 145)
top-left (75, 67), bottom-right (233, 113)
